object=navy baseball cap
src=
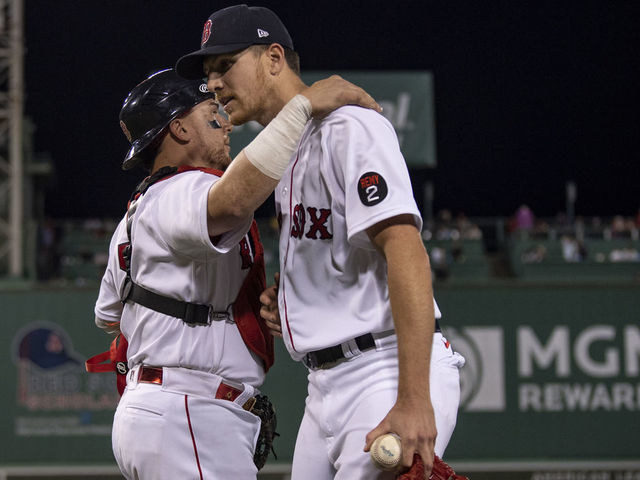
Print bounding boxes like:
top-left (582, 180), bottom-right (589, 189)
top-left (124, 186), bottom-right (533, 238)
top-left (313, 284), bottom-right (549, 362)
top-left (175, 4), bottom-right (294, 80)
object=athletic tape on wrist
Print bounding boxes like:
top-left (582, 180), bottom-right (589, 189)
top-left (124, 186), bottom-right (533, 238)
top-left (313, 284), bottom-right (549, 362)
top-left (243, 94), bottom-right (312, 179)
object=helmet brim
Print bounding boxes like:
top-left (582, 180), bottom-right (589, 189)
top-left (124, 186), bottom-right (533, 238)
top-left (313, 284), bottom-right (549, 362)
top-left (121, 126), bottom-right (168, 170)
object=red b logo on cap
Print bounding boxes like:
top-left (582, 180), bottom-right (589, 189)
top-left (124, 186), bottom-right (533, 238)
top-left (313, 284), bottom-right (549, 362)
top-left (201, 19), bottom-right (212, 46)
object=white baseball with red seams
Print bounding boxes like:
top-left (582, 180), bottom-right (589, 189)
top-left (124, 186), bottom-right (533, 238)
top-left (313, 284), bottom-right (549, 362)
top-left (274, 106), bottom-right (465, 479)
top-left (370, 433), bottom-right (402, 470)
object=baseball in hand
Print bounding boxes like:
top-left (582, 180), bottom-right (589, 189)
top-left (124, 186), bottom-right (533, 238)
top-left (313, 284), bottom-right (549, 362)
top-left (370, 433), bottom-right (402, 471)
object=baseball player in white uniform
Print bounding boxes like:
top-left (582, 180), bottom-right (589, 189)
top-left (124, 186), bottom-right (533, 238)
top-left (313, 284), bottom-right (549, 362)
top-left (94, 66), bottom-right (379, 479)
top-left (175, 4), bottom-right (465, 480)
top-left (176, 5), bottom-right (464, 480)
top-left (273, 108), bottom-right (465, 479)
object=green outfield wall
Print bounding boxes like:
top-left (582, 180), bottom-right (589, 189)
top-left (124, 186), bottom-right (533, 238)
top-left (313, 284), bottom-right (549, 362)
top-left (1, 282), bottom-right (638, 467)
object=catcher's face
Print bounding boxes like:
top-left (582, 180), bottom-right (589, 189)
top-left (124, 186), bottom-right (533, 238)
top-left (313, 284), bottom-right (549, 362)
top-left (181, 99), bottom-right (233, 170)
top-left (204, 47), bottom-right (274, 127)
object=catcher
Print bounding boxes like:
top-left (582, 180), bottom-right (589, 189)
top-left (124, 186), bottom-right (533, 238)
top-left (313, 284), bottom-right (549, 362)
top-left (91, 68), bottom-right (380, 479)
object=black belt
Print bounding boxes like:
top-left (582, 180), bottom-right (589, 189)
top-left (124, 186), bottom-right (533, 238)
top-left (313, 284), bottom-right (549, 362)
top-left (304, 333), bottom-right (376, 369)
top-left (304, 320), bottom-right (441, 370)
top-left (126, 282), bottom-right (212, 325)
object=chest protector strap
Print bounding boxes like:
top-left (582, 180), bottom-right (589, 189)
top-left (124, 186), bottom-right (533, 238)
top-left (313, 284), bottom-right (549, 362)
top-left (120, 166), bottom-right (212, 326)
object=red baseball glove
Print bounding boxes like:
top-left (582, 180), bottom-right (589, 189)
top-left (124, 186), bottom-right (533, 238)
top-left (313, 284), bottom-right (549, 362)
top-left (396, 453), bottom-right (469, 480)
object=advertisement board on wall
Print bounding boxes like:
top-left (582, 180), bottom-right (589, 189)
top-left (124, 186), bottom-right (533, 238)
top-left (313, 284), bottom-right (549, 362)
top-left (1, 284), bottom-right (638, 467)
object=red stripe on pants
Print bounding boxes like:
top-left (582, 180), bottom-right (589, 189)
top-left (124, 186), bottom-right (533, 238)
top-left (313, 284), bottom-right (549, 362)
top-left (185, 395), bottom-right (204, 480)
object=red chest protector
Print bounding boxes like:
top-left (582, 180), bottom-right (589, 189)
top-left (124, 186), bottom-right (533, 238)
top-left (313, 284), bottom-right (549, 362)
top-left (233, 219), bottom-right (273, 371)
top-left (86, 166), bottom-right (274, 395)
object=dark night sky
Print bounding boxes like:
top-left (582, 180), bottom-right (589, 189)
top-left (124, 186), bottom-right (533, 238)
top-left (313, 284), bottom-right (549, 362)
top-left (24, 1), bottom-right (639, 220)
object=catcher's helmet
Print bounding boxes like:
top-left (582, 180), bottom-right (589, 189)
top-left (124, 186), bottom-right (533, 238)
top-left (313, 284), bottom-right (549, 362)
top-left (119, 68), bottom-right (215, 170)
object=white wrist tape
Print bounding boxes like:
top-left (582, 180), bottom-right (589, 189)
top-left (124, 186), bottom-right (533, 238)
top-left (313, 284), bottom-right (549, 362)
top-left (243, 94), bottom-right (312, 179)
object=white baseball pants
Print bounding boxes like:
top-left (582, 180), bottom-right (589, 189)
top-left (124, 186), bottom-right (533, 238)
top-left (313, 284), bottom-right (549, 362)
top-left (112, 366), bottom-right (261, 479)
top-left (291, 332), bottom-right (465, 480)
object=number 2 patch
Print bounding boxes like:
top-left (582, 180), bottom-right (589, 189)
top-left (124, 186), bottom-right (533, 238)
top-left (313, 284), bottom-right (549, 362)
top-left (357, 171), bottom-right (388, 206)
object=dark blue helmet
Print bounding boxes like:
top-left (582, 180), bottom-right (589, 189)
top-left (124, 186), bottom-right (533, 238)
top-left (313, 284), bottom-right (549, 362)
top-left (119, 68), bottom-right (215, 170)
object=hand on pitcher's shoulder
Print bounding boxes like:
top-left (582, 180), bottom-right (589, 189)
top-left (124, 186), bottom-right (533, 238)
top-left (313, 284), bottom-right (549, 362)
top-left (302, 75), bottom-right (382, 118)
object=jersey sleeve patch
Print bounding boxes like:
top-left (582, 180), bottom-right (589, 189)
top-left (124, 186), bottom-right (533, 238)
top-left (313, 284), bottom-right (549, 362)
top-left (357, 171), bottom-right (388, 206)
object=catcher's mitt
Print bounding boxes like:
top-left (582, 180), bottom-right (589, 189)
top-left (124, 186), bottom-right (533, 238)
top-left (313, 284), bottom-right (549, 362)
top-left (251, 394), bottom-right (279, 470)
top-left (396, 453), bottom-right (469, 480)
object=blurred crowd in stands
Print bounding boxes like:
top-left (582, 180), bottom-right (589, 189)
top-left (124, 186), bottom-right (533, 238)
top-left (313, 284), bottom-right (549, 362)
top-left (510, 205), bottom-right (640, 265)
top-left (35, 218), bottom-right (116, 284)
top-left (509, 204), bottom-right (640, 240)
top-left (421, 210), bottom-right (483, 281)
top-left (32, 206), bottom-right (640, 285)
top-left (422, 209), bottom-right (483, 242)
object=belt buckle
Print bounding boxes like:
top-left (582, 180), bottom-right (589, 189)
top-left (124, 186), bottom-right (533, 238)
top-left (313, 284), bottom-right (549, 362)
top-left (303, 353), bottom-right (318, 370)
top-left (242, 397), bottom-right (257, 412)
top-left (303, 353), bottom-right (343, 370)
top-left (138, 366), bottom-right (163, 385)
top-left (317, 358), bottom-right (344, 370)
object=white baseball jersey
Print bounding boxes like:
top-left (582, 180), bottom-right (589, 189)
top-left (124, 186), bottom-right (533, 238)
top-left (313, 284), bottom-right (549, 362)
top-left (275, 106), bottom-right (442, 360)
top-left (95, 169), bottom-right (264, 387)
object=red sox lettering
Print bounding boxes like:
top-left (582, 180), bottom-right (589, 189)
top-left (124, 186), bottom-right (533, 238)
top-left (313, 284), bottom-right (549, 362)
top-left (290, 204), bottom-right (333, 240)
